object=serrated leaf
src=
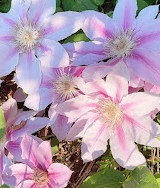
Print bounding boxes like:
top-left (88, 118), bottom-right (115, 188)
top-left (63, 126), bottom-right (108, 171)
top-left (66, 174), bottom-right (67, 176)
top-left (123, 166), bottom-right (159, 188)
top-left (0, 108), bottom-right (6, 140)
top-left (80, 169), bottom-right (124, 188)
top-left (155, 174), bottom-right (160, 188)
top-left (51, 137), bottom-right (59, 154)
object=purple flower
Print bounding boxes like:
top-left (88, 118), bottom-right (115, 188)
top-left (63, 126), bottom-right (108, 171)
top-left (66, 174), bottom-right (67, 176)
top-left (24, 66), bottom-right (84, 141)
top-left (0, 0), bottom-right (84, 94)
top-left (55, 62), bottom-right (160, 170)
top-left (63, 0), bottom-right (160, 86)
top-left (0, 98), bottom-right (49, 153)
top-left (4, 136), bottom-right (72, 188)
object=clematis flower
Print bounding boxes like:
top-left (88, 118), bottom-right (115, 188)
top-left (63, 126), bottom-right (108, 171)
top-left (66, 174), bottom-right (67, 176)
top-left (0, 0), bottom-right (84, 94)
top-left (63, 0), bottom-right (160, 86)
top-left (55, 62), bottom-right (160, 170)
top-left (0, 98), bottom-right (49, 154)
top-left (4, 136), bottom-right (72, 188)
top-left (0, 150), bottom-right (11, 186)
top-left (25, 66), bottom-right (84, 141)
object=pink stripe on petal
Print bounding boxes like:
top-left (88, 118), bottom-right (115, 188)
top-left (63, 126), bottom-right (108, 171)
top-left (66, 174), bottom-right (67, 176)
top-left (124, 114), bottom-right (151, 134)
top-left (116, 125), bottom-right (126, 150)
top-left (3, 17), bottom-right (16, 27)
top-left (0, 36), bottom-right (14, 41)
top-left (5, 48), bottom-right (18, 61)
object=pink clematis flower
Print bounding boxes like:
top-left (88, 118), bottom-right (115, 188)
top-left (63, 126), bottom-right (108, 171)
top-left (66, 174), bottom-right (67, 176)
top-left (55, 62), bottom-right (160, 170)
top-left (4, 136), bottom-right (72, 188)
top-left (25, 66), bottom-right (84, 141)
top-left (0, 150), bottom-right (11, 186)
top-left (0, 0), bottom-right (84, 94)
top-left (0, 98), bottom-right (49, 154)
top-left (63, 0), bottom-right (160, 86)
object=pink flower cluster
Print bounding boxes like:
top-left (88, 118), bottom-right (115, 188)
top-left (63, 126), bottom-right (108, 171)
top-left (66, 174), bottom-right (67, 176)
top-left (1, 0), bottom-right (160, 187)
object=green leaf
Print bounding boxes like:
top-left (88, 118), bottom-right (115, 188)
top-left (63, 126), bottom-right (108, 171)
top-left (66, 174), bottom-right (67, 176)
top-left (62, 0), bottom-right (98, 11)
top-left (50, 137), bottom-right (59, 154)
top-left (137, 0), bottom-right (148, 14)
top-left (64, 33), bottom-right (90, 43)
top-left (155, 174), bottom-right (160, 188)
top-left (123, 166), bottom-right (159, 188)
top-left (56, 0), bottom-right (61, 7)
top-left (80, 169), bottom-right (125, 188)
top-left (0, 0), bottom-right (11, 13)
top-left (0, 184), bottom-right (11, 188)
top-left (91, 0), bottom-right (105, 6)
top-left (0, 108), bottom-right (6, 140)
top-left (144, 0), bottom-right (155, 5)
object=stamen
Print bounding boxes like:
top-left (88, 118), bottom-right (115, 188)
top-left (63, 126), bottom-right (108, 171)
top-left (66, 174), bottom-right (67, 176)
top-left (51, 69), bottom-right (79, 102)
top-left (13, 21), bottom-right (43, 52)
top-left (97, 98), bottom-right (123, 129)
top-left (104, 29), bottom-right (139, 58)
top-left (33, 168), bottom-right (48, 187)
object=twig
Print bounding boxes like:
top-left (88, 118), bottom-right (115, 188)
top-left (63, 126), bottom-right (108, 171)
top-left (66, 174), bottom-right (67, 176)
top-left (157, 148), bottom-right (159, 173)
top-left (151, 147), bottom-right (155, 174)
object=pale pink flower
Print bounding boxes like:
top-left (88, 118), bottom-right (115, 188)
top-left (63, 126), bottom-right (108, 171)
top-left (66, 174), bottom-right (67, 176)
top-left (55, 62), bottom-right (160, 170)
top-left (0, 98), bottom-right (49, 153)
top-left (25, 66), bottom-right (84, 141)
top-left (4, 136), bottom-right (72, 188)
top-left (63, 0), bottom-right (160, 86)
top-left (0, 0), bottom-right (84, 94)
top-left (0, 150), bottom-right (11, 186)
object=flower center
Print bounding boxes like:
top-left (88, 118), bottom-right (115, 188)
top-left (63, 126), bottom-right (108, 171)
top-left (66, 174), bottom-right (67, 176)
top-left (104, 29), bottom-right (138, 58)
top-left (51, 70), bottom-right (79, 101)
top-left (33, 169), bottom-right (48, 187)
top-left (97, 98), bottom-right (123, 129)
top-left (13, 21), bottom-right (43, 52)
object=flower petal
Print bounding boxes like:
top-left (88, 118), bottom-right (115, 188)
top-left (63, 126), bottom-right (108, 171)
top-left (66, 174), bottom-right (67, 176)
top-left (137, 19), bottom-right (160, 52)
top-left (15, 53), bottom-right (41, 94)
top-left (28, 0), bottom-right (56, 24)
top-left (126, 48), bottom-right (160, 86)
top-left (82, 62), bottom-right (114, 82)
top-left (50, 115), bottom-right (72, 141)
top-left (42, 11), bottom-right (84, 41)
top-left (0, 43), bottom-right (18, 77)
top-left (120, 92), bottom-right (160, 116)
top-left (110, 125), bottom-right (146, 170)
top-left (124, 115), bottom-right (160, 147)
top-left (1, 98), bottom-right (17, 124)
top-left (82, 120), bottom-right (110, 162)
top-left (48, 163), bottom-right (72, 188)
top-left (3, 164), bottom-right (33, 187)
top-left (113, 0), bottom-right (137, 30)
top-left (34, 141), bottom-right (52, 171)
top-left (37, 39), bottom-right (69, 68)
top-left (136, 5), bottom-right (159, 28)
top-left (55, 95), bottom-right (97, 119)
top-left (24, 88), bottom-right (53, 111)
top-left (11, 117), bottom-right (49, 140)
top-left (17, 180), bottom-right (35, 188)
top-left (105, 61), bottom-right (129, 103)
top-left (82, 10), bottom-right (115, 41)
top-left (66, 112), bottom-right (97, 141)
top-left (62, 41), bottom-right (105, 58)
